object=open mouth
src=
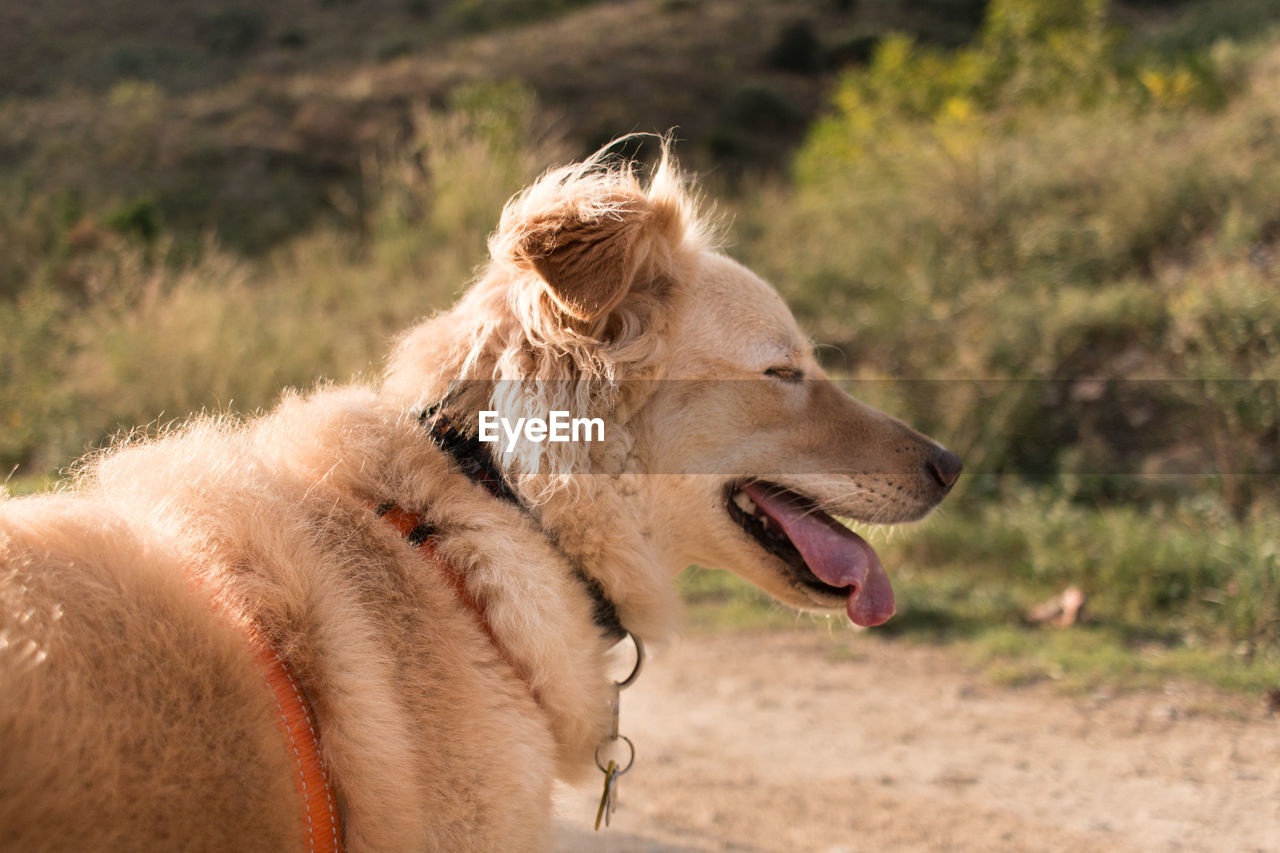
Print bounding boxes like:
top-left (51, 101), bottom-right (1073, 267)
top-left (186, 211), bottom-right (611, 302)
top-left (724, 481), bottom-right (895, 627)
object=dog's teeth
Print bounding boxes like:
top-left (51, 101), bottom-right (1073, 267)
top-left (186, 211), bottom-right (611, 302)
top-left (732, 491), bottom-right (757, 515)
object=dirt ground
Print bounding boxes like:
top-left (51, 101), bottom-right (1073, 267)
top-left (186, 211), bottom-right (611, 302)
top-left (553, 630), bottom-right (1280, 852)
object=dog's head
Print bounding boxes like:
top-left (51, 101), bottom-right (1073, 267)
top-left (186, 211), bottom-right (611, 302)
top-left (640, 251), bottom-right (961, 626)
top-left (385, 141), bottom-right (960, 628)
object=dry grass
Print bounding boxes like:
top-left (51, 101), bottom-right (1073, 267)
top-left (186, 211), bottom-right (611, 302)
top-left (1, 87), bottom-right (562, 472)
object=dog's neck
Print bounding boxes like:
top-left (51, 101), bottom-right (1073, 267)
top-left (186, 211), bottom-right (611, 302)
top-left (419, 405), bottom-right (630, 642)
top-left (418, 401), bottom-right (679, 643)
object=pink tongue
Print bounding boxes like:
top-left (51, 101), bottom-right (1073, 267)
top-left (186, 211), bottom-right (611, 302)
top-left (742, 482), bottom-right (895, 627)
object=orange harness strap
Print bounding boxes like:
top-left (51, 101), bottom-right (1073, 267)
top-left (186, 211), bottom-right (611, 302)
top-left (199, 497), bottom-right (539, 853)
top-left (377, 504), bottom-right (536, 698)
top-left (210, 595), bottom-right (343, 853)
top-left (244, 620), bottom-right (343, 853)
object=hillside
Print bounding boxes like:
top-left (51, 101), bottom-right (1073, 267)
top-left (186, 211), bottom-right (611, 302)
top-left (6, 0), bottom-right (1268, 251)
top-left (1, 0), bottom-right (990, 253)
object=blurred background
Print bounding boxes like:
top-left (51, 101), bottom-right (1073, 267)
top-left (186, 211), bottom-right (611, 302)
top-left (3, 0), bottom-right (1278, 702)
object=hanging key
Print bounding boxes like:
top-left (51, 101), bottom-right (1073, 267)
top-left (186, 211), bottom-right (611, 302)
top-left (594, 759), bottom-right (618, 830)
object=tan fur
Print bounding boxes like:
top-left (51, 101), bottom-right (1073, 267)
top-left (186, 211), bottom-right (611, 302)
top-left (1, 141), bottom-right (957, 851)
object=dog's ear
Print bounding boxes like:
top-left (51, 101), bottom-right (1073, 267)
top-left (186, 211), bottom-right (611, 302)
top-left (515, 199), bottom-right (651, 323)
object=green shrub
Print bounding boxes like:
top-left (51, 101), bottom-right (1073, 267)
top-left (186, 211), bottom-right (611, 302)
top-left (105, 196), bottom-right (163, 242)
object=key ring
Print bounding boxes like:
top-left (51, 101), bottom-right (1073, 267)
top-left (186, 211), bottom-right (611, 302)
top-left (595, 734), bottom-right (635, 777)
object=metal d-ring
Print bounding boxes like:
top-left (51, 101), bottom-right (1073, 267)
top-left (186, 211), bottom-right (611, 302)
top-left (616, 632), bottom-right (644, 690)
top-left (595, 734), bottom-right (636, 777)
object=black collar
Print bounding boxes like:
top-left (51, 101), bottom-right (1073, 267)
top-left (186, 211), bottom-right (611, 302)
top-left (419, 404), bottom-right (629, 643)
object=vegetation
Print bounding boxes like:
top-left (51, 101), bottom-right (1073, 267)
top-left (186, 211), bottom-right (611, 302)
top-left (0, 0), bottom-right (984, 255)
top-left (725, 0), bottom-right (1280, 688)
top-left (3, 0), bottom-right (1279, 692)
top-left (745, 0), bottom-right (1279, 509)
top-left (1, 84), bottom-right (557, 473)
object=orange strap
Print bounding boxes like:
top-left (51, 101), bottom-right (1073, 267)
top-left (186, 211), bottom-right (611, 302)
top-left (208, 594), bottom-right (343, 853)
top-left (242, 620), bottom-right (343, 853)
top-left (378, 505), bottom-right (536, 698)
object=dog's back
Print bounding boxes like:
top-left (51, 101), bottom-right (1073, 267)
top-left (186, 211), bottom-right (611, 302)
top-left (1, 491), bottom-right (305, 852)
top-left (1, 392), bottom-right (574, 852)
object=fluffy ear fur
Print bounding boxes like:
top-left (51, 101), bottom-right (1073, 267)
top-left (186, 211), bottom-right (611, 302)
top-left (382, 140), bottom-right (719, 413)
top-left (514, 195), bottom-right (651, 323)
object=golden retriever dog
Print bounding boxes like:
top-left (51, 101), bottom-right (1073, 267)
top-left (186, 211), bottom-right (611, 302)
top-left (0, 141), bottom-right (960, 852)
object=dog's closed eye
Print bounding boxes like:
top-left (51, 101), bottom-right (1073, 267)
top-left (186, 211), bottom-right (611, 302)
top-left (764, 366), bottom-right (803, 383)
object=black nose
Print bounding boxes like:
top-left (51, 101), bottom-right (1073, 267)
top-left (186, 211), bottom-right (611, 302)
top-left (926, 447), bottom-right (963, 491)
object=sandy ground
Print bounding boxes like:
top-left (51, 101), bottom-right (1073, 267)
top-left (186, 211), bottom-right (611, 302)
top-left (553, 631), bottom-right (1280, 852)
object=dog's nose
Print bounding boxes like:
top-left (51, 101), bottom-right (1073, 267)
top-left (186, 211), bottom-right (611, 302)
top-left (925, 447), bottom-right (963, 491)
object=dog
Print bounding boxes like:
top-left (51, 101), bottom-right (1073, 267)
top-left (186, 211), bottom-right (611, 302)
top-left (0, 141), bottom-right (960, 851)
